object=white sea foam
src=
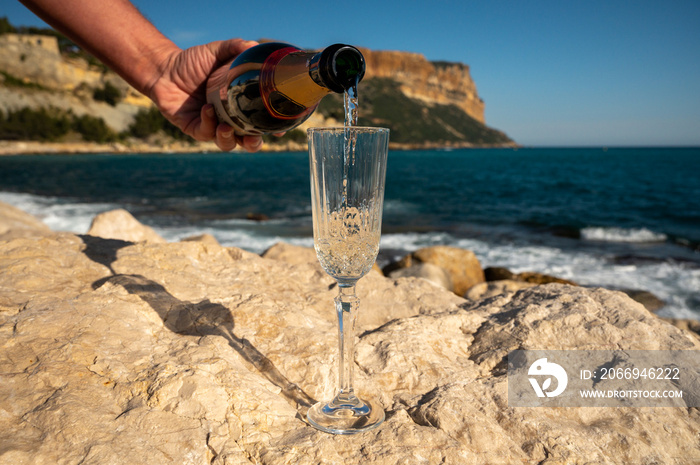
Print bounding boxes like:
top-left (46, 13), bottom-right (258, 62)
top-left (384, 230), bottom-right (700, 320)
top-left (581, 226), bottom-right (668, 243)
top-left (0, 191), bottom-right (116, 234)
top-left (1, 192), bottom-right (697, 320)
top-left (157, 224), bottom-right (313, 255)
top-left (380, 231), bottom-right (454, 255)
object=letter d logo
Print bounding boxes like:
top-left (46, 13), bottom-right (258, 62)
top-left (528, 358), bottom-right (568, 398)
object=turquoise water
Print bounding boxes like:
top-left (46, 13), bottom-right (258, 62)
top-left (1, 147), bottom-right (698, 318)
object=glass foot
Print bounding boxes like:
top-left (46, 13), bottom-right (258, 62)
top-left (307, 395), bottom-right (384, 435)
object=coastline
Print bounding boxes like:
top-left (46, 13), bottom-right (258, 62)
top-left (2, 146), bottom-right (698, 320)
top-left (0, 139), bottom-right (520, 156)
top-left (0, 140), bottom-right (222, 156)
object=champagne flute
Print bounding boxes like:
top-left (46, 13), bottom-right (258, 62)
top-left (306, 126), bottom-right (389, 434)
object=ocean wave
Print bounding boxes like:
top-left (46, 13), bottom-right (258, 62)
top-left (383, 199), bottom-right (420, 214)
top-left (381, 230), bottom-right (700, 320)
top-left (581, 227), bottom-right (668, 243)
top-left (1, 191), bottom-right (698, 321)
top-left (157, 224), bottom-right (313, 255)
top-left (0, 191), bottom-right (116, 234)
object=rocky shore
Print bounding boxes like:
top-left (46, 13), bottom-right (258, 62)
top-left (0, 138), bottom-right (518, 156)
top-left (0, 140), bottom-right (263, 156)
top-left (1, 201), bottom-right (699, 464)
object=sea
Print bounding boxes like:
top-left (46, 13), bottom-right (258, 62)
top-left (1, 147), bottom-right (698, 320)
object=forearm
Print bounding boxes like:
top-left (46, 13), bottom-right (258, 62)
top-left (19, 0), bottom-right (180, 97)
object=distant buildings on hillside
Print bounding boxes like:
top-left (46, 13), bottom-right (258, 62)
top-left (1, 33), bottom-right (59, 55)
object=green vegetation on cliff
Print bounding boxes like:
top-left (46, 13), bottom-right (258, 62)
top-left (0, 106), bottom-right (195, 144)
top-left (0, 107), bottom-right (122, 143)
top-left (318, 78), bottom-right (512, 146)
top-left (92, 82), bottom-right (122, 106)
top-left (0, 107), bottom-right (72, 141)
top-left (127, 107), bottom-right (191, 142)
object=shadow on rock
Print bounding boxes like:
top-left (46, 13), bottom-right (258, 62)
top-left (79, 234), bottom-right (132, 274)
top-left (81, 235), bottom-right (316, 417)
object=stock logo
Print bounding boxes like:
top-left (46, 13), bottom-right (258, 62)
top-left (528, 358), bottom-right (568, 397)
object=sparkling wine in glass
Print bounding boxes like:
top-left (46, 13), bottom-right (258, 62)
top-left (306, 126), bottom-right (389, 434)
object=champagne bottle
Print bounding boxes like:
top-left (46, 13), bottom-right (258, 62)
top-left (206, 42), bottom-right (365, 136)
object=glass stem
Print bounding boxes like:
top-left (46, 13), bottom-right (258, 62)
top-left (335, 284), bottom-right (360, 403)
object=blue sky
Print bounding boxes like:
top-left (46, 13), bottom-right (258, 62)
top-left (5, 0), bottom-right (700, 146)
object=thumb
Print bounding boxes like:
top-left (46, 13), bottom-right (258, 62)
top-left (209, 38), bottom-right (259, 63)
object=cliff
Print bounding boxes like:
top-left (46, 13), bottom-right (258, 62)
top-left (0, 33), bottom-right (148, 106)
top-left (359, 47), bottom-right (485, 124)
top-left (0, 31), bottom-right (514, 150)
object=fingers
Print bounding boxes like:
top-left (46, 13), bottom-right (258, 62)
top-left (202, 104), bottom-right (264, 152)
top-left (199, 104), bottom-right (217, 140)
top-left (198, 104), bottom-right (237, 151)
top-left (230, 39), bottom-right (258, 54)
top-left (216, 124), bottom-right (238, 151)
top-left (210, 38), bottom-right (259, 63)
top-left (241, 135), bottom-right (263, 152)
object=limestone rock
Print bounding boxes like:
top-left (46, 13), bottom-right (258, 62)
top-left (0, 200), bottom-right (51, 236)
top-left (87, 208), bottom-right (166, 243)
top-left (359, 48), bottom-right (485, 123)
top-left (388, 262), bottom-right (454, 292)
top-left (181, 233), bottom-right (222, 247)
top-left (261, 242), bottom-right (458, 329)
top-left (483, 266), bottom-right (515, 281)
top-left (514, 271), bottom-right (576, 285)
top-left (463, 279), bottom-right (536, 301)
top-left (387, 245), bottom-right (485, 296)
top-left (483, 267), bottom-right (667, 312)
top-left (662, 317), bottom-right (700, 340)
top-left (0, 232), bottom-right (113, 311)
top-left (484, 266), bottom-right (576, 286)
top-left (621, 288), bottom-right (666, 312)
top-left (262, 241), bottom-right (319, 266)
top-left (1, 206), bottom-right (700, 464)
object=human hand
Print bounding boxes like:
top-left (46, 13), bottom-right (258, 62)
top-left (147, 38), bottom-right (263, 152)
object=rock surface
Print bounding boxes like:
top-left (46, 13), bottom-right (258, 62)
top-left (1, 202), bottom-right (699, 465)
top-left (662, 317), bottom-right (700, 340)
top-left (385, 245), bottom-right (485, 297)
top-left (622, 288), bottom-right (667, 313)
top-left (463, 279), bottom-right (537, 301)
top-left (483, 266), bottom-right (667, 312)
top-left (87, 208), bottom-right (166, 243)
top-left (0, 200), bottom-right (51, 236)
top-left (388, 263), bottom-right (454, 292)
top-left (484, 266), bottom-right (577, 285)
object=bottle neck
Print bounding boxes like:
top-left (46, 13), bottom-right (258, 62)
top-left (310, 44), bottom-right (365, 93)
top-left (258, 44), bottom-right (365, 119)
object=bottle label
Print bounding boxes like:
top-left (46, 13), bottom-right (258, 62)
top-left (260, 48), bottom-right (324, 119)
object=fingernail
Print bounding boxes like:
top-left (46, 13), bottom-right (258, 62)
top-left (205, 105), bottom-right (214, 118)
top-left (222, 129), bottom-right (234, 138)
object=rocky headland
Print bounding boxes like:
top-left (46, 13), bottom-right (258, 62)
top-left (1, 201), bottom-right (699, 464)
top-left (0, 31), bottom-right (515, 153)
